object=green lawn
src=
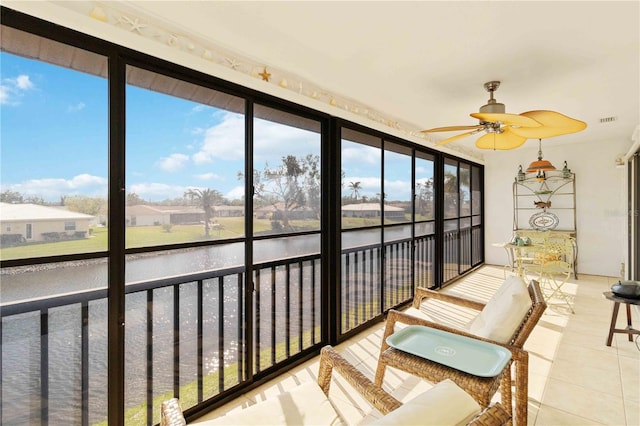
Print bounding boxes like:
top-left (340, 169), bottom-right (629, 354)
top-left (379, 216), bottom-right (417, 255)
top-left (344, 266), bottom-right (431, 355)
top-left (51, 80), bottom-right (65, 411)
top-left (1, 227), bottom-right (110, 259)
top-left (0, 215), bottom-right (417, 261)
top-left (0, 217), bottom-right (325, 260)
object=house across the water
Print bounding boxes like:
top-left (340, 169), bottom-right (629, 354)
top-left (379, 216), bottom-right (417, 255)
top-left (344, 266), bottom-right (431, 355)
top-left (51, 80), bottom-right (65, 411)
top-left (341, 203), bottom-right (406, 220)
top-left (0, 202), bottom-right (94, 244)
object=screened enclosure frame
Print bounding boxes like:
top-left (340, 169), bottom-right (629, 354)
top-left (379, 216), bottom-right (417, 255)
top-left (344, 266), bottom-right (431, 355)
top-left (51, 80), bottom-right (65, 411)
top-left (0, 7), bottom-right (484, 425)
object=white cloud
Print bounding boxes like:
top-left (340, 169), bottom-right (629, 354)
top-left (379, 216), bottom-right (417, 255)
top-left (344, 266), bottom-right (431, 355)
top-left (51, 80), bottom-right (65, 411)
top-left (157, 153), bottom-right (189, 172)
top-left (1, 74), bottom-right (35, 105)
top-left (253, 118), bottom-right (320, 162)
top-left (0, 86), bottom-right (9, 104)
top-left (15, 75), bottom-right (34, 90)
top-left (192, 111), bottom-right (321, 166)
top-left (70, 174), bottom-right (108, 187)
top-left (2, 174), bottom-right (107, 201)
top-left (193, 112), bottom-right (245, 164)
top-left (67, 102), bottom-right (86, 112)
top-left (341, 145), bottom-right (380, 165)
top-left (416, 165), bottom-right (434, 174)
top-left (225, 185), bottom-right (245, 201)
top-left (129, 182), bottom-right (187, 200)
top-left (195, 172), bottom-right (222, 181)
top-left (384, 179), bottom-right (413, 200)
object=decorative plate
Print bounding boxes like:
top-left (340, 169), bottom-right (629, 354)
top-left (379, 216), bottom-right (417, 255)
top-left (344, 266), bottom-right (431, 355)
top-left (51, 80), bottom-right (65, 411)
top-left (529, 211), bottom-right (559, 230)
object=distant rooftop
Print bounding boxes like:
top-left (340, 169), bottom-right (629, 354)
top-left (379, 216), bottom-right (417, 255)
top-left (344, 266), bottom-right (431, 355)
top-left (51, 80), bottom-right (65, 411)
top-left (124, 205), bottom-right (242, 215)
top-left (341, 203), bottom-right (404, 211)
top-left (125, 205), bottom-right (204, 215)
top-left (0, 202), bottom-right (95, 221)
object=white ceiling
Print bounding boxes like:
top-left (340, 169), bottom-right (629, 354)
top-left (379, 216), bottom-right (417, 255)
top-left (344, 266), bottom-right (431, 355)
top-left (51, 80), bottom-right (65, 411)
top-left (94, 1), bottom-right (640, 155)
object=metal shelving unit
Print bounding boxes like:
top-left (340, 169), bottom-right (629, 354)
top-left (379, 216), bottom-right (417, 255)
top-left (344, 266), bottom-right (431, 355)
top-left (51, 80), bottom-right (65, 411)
top-left (513, 170), bottom-right (576, 233)
top-left (512, 169), bottom-right (578, 277)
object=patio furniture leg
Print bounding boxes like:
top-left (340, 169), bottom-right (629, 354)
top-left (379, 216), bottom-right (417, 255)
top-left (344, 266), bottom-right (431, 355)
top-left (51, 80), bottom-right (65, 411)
top-left (626, 303), bottom-right (633, 342)
top-left (374, 361), bottom-right (387, 387)
top-left (374, 313), bottom-right (396, 387)
top-left (513, 350), bottom-right (529, 426)
top-left (499, 366), bottom-right (513, 419)
top-left (606, 301), bottom-right (621, 346)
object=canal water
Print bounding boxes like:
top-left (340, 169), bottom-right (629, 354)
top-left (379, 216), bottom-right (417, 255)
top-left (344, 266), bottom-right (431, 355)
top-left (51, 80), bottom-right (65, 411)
top-left (1, 236), bottom-right (322, 425)
top-left (1, 229), bottom-right (404, 425)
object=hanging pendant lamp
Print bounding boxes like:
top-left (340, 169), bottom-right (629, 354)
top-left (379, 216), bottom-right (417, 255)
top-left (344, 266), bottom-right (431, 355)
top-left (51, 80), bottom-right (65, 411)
top-left (526, 139), bottom-right (556, 173)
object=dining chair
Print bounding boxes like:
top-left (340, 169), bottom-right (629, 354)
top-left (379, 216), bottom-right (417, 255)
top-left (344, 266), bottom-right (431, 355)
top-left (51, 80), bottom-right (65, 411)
top-left (523, 234), bottom-right (576, 313)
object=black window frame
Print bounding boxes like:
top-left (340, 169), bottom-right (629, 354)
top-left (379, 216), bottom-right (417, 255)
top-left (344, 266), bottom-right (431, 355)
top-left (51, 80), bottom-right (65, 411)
top-left (0, 6), bottom-right (485, 425)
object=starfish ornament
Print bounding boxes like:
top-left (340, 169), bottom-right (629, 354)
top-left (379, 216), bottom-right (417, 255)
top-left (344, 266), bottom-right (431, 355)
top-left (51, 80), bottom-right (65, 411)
top-left (225, 57), bottom-right (241, 70)
top-left (258, 67), bottom-right (271, 82)
top-left (119, 15), bottom-right (146, 34)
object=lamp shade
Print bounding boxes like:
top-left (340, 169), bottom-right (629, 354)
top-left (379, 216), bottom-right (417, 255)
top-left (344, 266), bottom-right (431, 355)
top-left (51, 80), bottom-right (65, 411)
top-left (526, 159), bottom-right (556, 173)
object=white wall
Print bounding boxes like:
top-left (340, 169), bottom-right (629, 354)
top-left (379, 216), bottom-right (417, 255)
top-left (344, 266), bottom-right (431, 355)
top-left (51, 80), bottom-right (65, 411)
top-left (484, 137), bottom-right (631, 277)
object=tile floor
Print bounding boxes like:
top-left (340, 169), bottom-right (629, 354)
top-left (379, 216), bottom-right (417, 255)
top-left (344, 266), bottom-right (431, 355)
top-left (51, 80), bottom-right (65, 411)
top-left (193, 265), bottom-right (639, 425)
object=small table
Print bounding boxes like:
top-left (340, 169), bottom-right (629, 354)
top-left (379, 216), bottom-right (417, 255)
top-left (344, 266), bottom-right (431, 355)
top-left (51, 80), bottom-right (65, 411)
top-left (377, 325), bottom-right (527, 425)
top-left (604, 291), bottom-right (640, 346)
top-left (492, 242), bottom-right (514, 271)
top-left (385, 325), bottom-right (512, 377)
top-left (504, 243), bottom-right (542, 278)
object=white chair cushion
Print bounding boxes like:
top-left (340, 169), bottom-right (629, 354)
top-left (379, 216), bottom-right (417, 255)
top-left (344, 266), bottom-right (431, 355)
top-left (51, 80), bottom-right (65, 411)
top-left (196, 381), bottom-right (343, 425)
top-left (367, 379), bottom-right (481, 426)
top-left (465, 275), bottom-right (532, 343)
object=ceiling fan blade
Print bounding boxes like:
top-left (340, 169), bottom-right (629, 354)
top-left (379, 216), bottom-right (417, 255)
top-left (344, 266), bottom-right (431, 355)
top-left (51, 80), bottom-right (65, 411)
top-left (509, 110), bottom-right (587, 138)
top-left (475, 129), bottom-right (527, 150)
top-left (421, 125), bottom-right (484, 133)
top-left (435, 129), bottom-right (481, 146)
top-left (470, 112), bottom-right (541, 128)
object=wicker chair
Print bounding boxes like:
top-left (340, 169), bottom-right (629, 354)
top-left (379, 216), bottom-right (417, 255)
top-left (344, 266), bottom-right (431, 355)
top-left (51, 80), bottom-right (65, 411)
top-left (523, 234), bottom-right (576, 313)
top-left (375, 279), bottom-right (546, 426)
top-left (161, 345), bottom-right (511, 426)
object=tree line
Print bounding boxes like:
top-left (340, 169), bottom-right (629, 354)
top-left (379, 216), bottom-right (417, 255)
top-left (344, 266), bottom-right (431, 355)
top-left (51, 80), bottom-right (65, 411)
top-left (2, 154), bottom-right (322, 235)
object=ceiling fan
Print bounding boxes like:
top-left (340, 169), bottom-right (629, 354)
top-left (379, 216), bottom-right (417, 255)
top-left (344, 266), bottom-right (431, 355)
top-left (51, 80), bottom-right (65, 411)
top-left (422, 81), bottom-right (587, 150)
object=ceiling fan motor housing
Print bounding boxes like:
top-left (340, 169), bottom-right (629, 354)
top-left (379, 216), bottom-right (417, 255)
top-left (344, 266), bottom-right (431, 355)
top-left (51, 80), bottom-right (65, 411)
top-left (479, 101), bottom-right (506, 114)
top-left (479, 81), bottom-right (505, 114)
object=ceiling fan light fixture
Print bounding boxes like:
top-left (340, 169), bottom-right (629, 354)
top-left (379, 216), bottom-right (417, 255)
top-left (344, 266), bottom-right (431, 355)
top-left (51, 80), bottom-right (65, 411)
top-left (475, 129), bottom-right (526, 150)
top-left (526, 159), bottom-right (556, 172)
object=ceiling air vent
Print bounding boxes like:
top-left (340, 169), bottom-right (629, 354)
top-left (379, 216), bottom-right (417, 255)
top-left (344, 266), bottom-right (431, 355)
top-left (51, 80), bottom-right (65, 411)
top-left (599, 116), bottom-right (618, 123)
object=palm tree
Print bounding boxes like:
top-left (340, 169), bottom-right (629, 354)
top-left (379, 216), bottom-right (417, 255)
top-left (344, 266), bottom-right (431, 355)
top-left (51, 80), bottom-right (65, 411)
top-left (184, 188), bottom-right (222, 236)
top-left (348, 181), bottom-right (361, 200)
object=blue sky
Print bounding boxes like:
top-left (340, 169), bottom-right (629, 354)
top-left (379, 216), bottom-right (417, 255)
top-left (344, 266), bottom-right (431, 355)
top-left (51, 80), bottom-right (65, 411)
top-left (1, 52), bottom-right (428, 204)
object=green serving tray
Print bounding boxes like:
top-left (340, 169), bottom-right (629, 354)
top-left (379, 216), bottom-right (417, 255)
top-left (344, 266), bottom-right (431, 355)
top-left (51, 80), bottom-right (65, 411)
top-left (386, 325), bottom-right (512, 377)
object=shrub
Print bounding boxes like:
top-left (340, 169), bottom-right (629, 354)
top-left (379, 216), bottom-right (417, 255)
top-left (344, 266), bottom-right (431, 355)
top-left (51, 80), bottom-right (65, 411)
top-left (270, 220), bottom-right (283, 232)
top-left (0, 234), bottom-right (25, 246)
